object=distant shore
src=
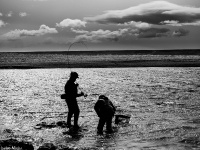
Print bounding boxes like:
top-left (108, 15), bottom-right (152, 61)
top-left (1, 50), bottom-right (200, 69)
top-left (1, 60), bottom-right (200, 69)
top-left (1, 49), bottom-right (200, 55)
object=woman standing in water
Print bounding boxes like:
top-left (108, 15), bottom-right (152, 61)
top-left (64, 72), bottom-right (85, 128)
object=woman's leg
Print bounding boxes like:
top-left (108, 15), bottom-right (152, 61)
top-left (73, 103), bottom-right (80, 127)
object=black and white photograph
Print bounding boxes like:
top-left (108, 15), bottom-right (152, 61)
top-left (0, 0), bottom-right (200, 149)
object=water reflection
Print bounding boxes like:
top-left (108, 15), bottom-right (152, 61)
top-left (93, 133), bottom-right (118, 149)
top-left (1, 68), bottom-right (200, 149)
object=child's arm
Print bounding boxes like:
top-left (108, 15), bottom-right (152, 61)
top-left (110, 101), bottom-right (116, 112)
top-left (94, 100), bottom-right (104, 117)
top-left (94, 101), bottom-right (101, 117)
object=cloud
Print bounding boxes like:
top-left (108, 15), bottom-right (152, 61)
top-left (56, 18), bottom-right (87, 28)
top-left (22, 0), bottom-right (48, 1)
top-left (19, 12), bottom-right (28, 17)
top-left (135, 28), bottom-right (170, 38)
top-left (74, 28), bottom-right (129, 43)
top-left (7, 11), bottom-right (13, 17)
top-left (71, 28), bottom-right (89, 34)
top-left (160, 20), bottom-right (181, 26)
top-left (120, 21), bottom-right (152, 29)
top-left (161, 20), bottom-right (200, 26)
top-left (1, 25), bottom-right (58, 40)
top-left (84, 1), bottom-right (200, 26)
top-left (0, 20), bottom-right (7, 27)
top-left (0, 13), bottom-right (2, 16)
top-left (172, 28), bottom-right (189, 37)
top-left (180, 21), bottom-right (200, 26)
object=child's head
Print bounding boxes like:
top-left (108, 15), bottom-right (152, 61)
top-left (99, 95), bottom-right (106, 100)
top-left (104, 96), bottom-right (109, 102)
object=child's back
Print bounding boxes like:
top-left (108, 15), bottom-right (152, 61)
top-left (102, 97), bottom-right (116, 117)
top-left (94, 95), bottom-right (116, 134)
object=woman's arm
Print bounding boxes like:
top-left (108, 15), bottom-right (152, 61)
top-left (76, 91), bottom-right (85, 97)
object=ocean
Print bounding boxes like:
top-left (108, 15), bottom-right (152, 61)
top-left (1, 67), bottom-right (200, 149)
top-left (1, 51), bottom-right (200, 68)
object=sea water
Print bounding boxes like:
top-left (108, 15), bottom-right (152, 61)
top-left (1, 67), bottom-right (200, 150)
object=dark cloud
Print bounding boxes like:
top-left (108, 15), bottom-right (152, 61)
top-left (134, 28), bottom-right (170, 38)
top-left (74, 28), bottom-right (129, 43)
top-left (172, 28), bottom-right (189, 37)
top-left (41, 37), bottom-right (69, 46)
top-left (84, 1), bottom-right (200, 26)
top-left (72, 27), bottom-right (171, 42)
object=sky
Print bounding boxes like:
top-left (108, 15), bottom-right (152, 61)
top-left (0, 0), bottom-right (200, 51)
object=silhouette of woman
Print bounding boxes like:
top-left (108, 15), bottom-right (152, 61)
top-left (64, 72), bottom-right (85, 128)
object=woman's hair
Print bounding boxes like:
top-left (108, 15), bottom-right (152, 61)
top-left (70, 72), bottom-right (79, 78)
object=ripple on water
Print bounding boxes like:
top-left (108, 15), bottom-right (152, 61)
top-left (1, 67), bottom-right (200, 149)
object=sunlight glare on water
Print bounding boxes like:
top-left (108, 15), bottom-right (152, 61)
top-left (1, 67), bottom-right (200, 150)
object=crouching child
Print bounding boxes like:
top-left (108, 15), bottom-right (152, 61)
top-left (94, 95), bottom-right (116, 134)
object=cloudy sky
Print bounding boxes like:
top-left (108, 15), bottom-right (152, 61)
top-left (0, 0), bottom-right (200, 51)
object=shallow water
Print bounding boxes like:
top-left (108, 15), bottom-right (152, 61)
top-left (1, 67), bottom-right (200, 150)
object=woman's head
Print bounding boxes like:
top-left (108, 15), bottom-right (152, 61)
top-left (69, 72), bottom-right (79, 81)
